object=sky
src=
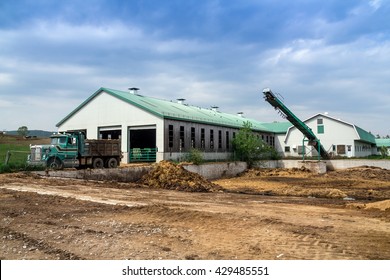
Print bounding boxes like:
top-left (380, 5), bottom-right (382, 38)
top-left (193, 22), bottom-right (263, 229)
top-left (0, 0), bottom-right (389, 136)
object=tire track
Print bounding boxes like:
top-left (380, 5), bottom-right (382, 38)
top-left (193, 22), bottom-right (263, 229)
top-left (1, 227), bottom-right (83, 260)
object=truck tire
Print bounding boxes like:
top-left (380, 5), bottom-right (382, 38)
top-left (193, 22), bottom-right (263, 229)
top-left (106, 157), bottom-right (118, 168)
top-left (92, 157), bottom-right (104, 169)
top-left (47, 158), bottom-right (64, 170)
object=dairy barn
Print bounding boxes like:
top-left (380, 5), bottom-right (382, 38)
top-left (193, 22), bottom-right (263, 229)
top-left (56, 87), bottom-right (289, 163)
top-left (56, 87), bottom-right (379, 163)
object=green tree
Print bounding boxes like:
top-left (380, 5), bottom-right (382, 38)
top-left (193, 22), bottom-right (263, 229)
top-left (17, 126), bottom-right (29, 137)
top-left (232, 121), bottom-right (279, 167)
top-left (379, 146), bottom-right (388, 158)
top-left (185, 148), bottom-right (204, 165)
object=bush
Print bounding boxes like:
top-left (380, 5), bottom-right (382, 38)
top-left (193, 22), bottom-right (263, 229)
top-left (379, 146), bottom-right (389, 158)
top-left (232, 121), bottom-right (280, 167)
top-left (185, 148), bottom-right (204, 165)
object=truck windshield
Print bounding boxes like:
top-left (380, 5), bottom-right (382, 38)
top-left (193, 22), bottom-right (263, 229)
top-left (51, 137), bottom-right (67, 145)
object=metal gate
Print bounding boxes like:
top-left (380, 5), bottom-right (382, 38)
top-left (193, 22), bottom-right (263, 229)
top-left (129, 148), bottom-right (157, 162)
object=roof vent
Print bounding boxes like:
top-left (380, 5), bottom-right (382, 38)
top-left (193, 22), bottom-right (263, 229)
top-left (211, 106), bottom-right (219, 112)
top-left (237, 112), bottom-right (244, 117)
top-left (177, 98), bottom-right (186, 104)
top-left (128, 87), bottom-right (140, 94)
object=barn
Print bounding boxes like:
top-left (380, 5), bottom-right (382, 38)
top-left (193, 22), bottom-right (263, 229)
top-left (279, 113), bottom-right (377, 158)
top-left (56, 87), bottom-right (285, 163)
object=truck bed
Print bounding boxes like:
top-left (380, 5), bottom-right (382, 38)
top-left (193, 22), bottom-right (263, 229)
top-left (83, 139), bottom-right (121, 157)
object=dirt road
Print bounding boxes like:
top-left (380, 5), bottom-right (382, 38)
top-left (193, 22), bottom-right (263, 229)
top-left (0, 166), bottom-right (389, 260)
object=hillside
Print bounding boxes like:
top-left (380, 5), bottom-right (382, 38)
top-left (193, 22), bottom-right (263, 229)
top-left (3, 130), bottom-right (55, 138)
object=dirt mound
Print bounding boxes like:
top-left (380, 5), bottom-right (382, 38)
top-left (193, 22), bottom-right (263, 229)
top-left (138, 161), bottom-right (223, 192)
top-left (348, 199), bottom-right (390, 211)
top-left (365, 200), bottom-right (390, 211)
top-left (326, 166), bottom-right (390, 181)
top-left (239, 167), bottom-right (311, 178)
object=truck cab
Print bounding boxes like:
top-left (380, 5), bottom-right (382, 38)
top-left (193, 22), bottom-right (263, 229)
top-left (27, 132), bottom-right (121, 169)
top-left (27, 133), bottom-right (80, 169)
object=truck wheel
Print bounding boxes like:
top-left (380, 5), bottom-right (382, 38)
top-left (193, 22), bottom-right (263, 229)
top-left (92, 158), bottom-right (104, 169)
top-left (47, 158), bottom-right (63, 170)
top-left (107, 158), bottom-right (118, 168)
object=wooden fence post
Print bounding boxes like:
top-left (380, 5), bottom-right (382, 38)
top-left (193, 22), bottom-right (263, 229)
top-left (5, 151), bottom-right (11, 164)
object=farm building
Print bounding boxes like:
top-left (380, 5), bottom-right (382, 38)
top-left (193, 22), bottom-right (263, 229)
top-left (56, 87), bottom-right (285, 163)
top-left (57, 87), bottom-right (380, 162)
top-left (278, 113), bottom-right (377, 158)
top-left (375, 138), bottom-right (390, 156)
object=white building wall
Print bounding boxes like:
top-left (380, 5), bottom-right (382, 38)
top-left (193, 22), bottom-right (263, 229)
top-left (283, 116), bottom-right (359, 158)
top-left (57, 91), bottom-right (164, 163)
top-left (275, 133), bottom-right (287, 157)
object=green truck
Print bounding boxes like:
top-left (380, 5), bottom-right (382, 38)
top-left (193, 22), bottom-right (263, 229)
top-left (27, 132), bottom-right (122, 169)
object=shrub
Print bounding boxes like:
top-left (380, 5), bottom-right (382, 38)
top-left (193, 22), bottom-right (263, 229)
top-left (232, 121), bottom-right (280, 167)
top-left (379, 146), bottom-right (388, 158)
top-left (185, 148), bottom-right (204, 165)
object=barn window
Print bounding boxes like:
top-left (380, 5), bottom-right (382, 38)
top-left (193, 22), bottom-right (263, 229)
top-left (201, 128), bottom-right (205, 149)
top-left (218, 130), bottom-right (222, 149)
top-left (226, 131), bottom-right (230, 149)
top-left (191, 127), bottom-right (195, 148)
top-left (337, 145), bottom-right (346, 154)
top-left (179, 126), bottom-right (185, 148)
top-left (168, 125), bottom-right (174, 148)
top-left (210, 129), bottom-right (214, 149)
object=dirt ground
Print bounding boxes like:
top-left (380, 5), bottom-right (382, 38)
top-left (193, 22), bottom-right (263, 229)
top-left (0, 164), bottom-right (389, 260)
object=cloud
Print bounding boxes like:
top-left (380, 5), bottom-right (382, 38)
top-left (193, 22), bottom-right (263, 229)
top-left (369, 0), bottom-right (383, 11)
top-left (0, 0), bottom-right (389, 136)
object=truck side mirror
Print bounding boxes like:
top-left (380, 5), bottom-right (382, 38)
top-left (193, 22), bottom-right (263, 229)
top-left (72, 138), bottom-right (77, 145)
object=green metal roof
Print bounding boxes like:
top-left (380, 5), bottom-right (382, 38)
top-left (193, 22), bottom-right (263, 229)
top-left (375, 138), bottom-right (390, 147)
top-left (57, 87), bottom-right (277, 132)
top-left (261, 122), bottom-right (292, 134)
top-left (355, 126), bottom-right (376, 144)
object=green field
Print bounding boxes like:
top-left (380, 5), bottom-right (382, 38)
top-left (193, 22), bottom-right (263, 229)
top-left (0, 134), bottom-right (49, 173)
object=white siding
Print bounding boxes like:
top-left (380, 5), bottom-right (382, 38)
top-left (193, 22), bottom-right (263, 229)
top-left (275, 133), bottom-right (287, 157)
top-left (57, 91), bottom-right (164, 163)
top-left (283, 115), bottom-right (359, 158)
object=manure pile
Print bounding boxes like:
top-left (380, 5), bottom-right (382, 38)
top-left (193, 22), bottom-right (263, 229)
top-left (239, 167), bottom-right (311, 178)
top-left (326, 166), bottom-right (390, 181)
top-left (139, 161), bottom-right (223, 192)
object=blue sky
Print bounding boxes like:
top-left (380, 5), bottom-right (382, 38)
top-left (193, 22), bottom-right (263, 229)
top-left (0, 0), bottom-right (389, 136)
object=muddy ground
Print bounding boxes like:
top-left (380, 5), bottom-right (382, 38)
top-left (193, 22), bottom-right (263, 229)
top-left (0, 164), bottom-right (389, 260)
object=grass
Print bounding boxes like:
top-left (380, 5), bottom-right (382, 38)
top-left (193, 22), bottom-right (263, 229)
top-left (0, 162), bottom-right (45, 173)
top-left (0, 134), bottom-right (48, 173)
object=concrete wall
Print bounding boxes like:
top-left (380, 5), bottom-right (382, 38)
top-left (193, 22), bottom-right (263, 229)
top-left (259, 159), bottom-right (390, 170)
top-left (35, 161), bottom-right (248, 182)
top-left (324, 159), bottom-right (390, 170)
top-left (183, 161), bottom-right (247, 180)
top-left (35, 159), bottom-right (389, 183)
top-left (162, 152), bottom-right (233, 162)
top-left (35, 166), bottom-right (153, 182)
